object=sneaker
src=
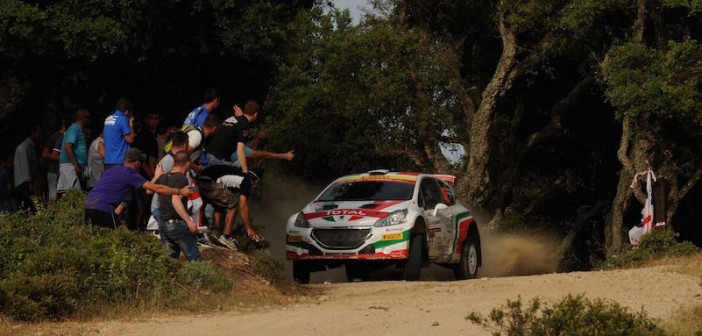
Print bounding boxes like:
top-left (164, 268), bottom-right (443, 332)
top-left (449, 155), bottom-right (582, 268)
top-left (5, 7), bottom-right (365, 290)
top-left (197, 234), bottom-right (215, 249)
top-left (151, 231), bottom-right (161, 240)
top-left (217, 235), bottom-right (239, 251)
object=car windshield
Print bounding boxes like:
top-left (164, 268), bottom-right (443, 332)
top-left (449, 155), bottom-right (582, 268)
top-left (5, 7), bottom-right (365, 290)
top-left (317, 181), bottom-right (414, 201)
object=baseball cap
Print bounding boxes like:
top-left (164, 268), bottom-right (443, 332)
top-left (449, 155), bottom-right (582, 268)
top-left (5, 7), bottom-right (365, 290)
top-left (124, 148), bottom-right (147, 163)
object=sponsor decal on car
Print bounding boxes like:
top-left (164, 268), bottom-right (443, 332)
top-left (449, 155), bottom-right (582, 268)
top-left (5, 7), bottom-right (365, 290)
top-left (287, 235), bottom-right (302, 243)
top-left (382, 233), bottom-right (403, 241)
top-left (305, 209), bottom-right (390, 221)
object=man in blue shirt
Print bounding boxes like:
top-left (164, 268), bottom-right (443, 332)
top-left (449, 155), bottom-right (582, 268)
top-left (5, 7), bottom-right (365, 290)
top-left (183, 88), bottom-right (220, 128)
top-left (57, 109), bottom-right (90, 197)
top-left (104, 98), bottom-right (135, 168)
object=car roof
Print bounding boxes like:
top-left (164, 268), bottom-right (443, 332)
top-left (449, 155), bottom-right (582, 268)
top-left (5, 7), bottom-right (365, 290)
top-left (332, 171), bottom-right (456, 185)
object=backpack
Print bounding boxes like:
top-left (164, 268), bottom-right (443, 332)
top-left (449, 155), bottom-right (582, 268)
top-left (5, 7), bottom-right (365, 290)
top-left (163, 125), bottom-right (204, 154)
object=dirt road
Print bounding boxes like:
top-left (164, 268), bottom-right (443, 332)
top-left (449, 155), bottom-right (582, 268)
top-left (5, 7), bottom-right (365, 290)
top-left (39, 264), bottom-right (701, 336)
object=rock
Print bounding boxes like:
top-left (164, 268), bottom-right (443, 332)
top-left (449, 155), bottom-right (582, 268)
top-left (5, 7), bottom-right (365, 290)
top-left (432, 322), bottom-right (440, 326)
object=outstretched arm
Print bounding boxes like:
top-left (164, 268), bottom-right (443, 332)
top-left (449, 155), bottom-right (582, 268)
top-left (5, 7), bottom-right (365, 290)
top-left (239, 195), bottom-right (259, 242)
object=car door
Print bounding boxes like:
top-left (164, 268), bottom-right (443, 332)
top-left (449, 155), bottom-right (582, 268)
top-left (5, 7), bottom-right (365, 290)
top-left (418, 177), bottom-right (452, 261)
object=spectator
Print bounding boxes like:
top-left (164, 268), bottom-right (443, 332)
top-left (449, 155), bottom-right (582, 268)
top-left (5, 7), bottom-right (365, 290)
top-left (150, 131), bottom-right (189, 225)
top-left (157, 151), bottom-right (201, 261)
top-left (133, 112), bottom-right (160, 179)
top-left (14, 126), bottom-right (39, 213)
top-left (86, 122), bottom-right (105, 191)
top-left (183, 88), bottom-right (220, 128)
top-left (103, 98), bottom-right (135, 169)
top-left (157, 117), bottom-right (179, 162)
top-left (57, 109), bottom-right (90, 197)
top-left (198, 165), bottom-right (264, 249)
top-left (42, 116), bottom-right (66, 202)
top-left (165, 114), bottom-right (220, 172)
top-left (84, 148), bottom-right (193, 229)
top-left (206, 100), bottom-right (260, 174)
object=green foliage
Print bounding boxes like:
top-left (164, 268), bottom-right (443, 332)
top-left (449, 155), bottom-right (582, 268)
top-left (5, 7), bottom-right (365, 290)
top-left (179, 261), bottom-right (232, 293)
top-left (467, 294), bottom-right (667, 336)
top-left (0, 190), bottom-right (232, 321)
top-left (249, 249), bottom-right (284, 283)
top-left (603, 41), bottom-right (702, 124)
top-left (266, 3), bottom-right (462, 179)
top-left (604, 230), bottom-right (700, 268)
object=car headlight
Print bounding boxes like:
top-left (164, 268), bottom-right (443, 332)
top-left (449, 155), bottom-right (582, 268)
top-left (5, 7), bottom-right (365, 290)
top-left (294, 212), bottom-right (310, 228)
top-left (374, 209), bottom-right (408, 227)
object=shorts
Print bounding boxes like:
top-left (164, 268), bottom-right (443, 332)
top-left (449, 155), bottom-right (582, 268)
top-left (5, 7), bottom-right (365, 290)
top-left (197, 178), bottom-right (239, 210)
top-left (57, 163), bottom-right (84, 193)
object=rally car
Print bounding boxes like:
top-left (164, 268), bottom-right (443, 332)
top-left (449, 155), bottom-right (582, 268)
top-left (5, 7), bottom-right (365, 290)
top-left (286, 170), bottom-right (481, 283)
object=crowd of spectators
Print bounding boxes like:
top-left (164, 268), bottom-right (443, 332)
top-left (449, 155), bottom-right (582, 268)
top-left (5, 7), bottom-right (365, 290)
top-left (2, 88), bottom-right (295, 261)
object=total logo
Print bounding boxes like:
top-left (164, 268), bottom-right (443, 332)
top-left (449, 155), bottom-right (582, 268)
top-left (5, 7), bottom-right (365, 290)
top-left (325, 209), bottom-right (368, 216)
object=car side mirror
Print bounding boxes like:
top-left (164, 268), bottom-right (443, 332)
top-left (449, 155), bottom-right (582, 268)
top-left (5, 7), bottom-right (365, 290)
top-left (433, 203), bottom-right (448, 217)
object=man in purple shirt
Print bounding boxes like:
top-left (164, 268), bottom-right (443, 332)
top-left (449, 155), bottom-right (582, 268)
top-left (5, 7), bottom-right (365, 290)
top-left (84, 148), bottom-right (193, 229)
top-left (182, 88), bottom-right (220, 128)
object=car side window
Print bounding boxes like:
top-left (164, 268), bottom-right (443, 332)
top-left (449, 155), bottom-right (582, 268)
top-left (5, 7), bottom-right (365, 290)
top-left (419, 178), bottom-right (444, 210)
top-left (439, 180), bottom-right (456, 206)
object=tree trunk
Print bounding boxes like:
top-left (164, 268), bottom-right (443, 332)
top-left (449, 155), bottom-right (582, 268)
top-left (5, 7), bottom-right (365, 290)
top-left (463, 11), bottom-right (518, 206)
top-left (606, 118), bottom-right (654, 253)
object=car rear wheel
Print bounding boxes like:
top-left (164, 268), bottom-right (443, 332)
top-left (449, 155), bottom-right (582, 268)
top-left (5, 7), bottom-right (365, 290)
top-left (293, 261), bottom-right (310, 284)
top-left (403, 234), bottom-right (424, 281)
top-left (454, 236), bottom-right (479, 280)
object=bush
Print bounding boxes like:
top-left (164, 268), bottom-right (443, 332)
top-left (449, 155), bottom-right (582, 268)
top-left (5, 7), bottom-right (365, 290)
top-left (604, 230), bottom-right (699, 268)
top-left (249, 249), bottom-right (284, 283)
top-left (467, 294), bottom-right (667, 336)
top-left (179, 261), bottom-right (232, 293)
top-left (0, 190), bottom-right (232, 321)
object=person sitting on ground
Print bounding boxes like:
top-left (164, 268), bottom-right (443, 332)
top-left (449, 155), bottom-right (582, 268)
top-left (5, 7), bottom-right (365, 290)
top-left (197, 165), bottom-right (264, 249)
top-left (84, 148), bottom-right (193, 229)
top-left (157, 151), bottom-right (201, 261)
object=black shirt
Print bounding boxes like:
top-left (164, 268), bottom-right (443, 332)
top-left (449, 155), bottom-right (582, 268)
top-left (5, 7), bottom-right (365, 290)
top-left (156, 172), bottom-right (188, 221)
top-left (199, 165), bottom-right (253, 198)
top-left (206, 115), bottom-right (250, 160)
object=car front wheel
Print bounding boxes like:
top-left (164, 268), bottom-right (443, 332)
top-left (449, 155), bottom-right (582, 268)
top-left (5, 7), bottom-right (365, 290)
top-left (403, 234), bottom-right (424, 281)
top-left (454, 236), bottom-right (479, 280)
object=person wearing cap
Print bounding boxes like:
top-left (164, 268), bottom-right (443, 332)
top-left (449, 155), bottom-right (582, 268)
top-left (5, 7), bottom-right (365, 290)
top-left (84, 148), bottom-right (193, 229)
top-left (197, 165), bottom-right (264, 248)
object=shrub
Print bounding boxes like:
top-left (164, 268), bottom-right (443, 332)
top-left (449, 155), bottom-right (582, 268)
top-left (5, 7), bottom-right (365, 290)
top-left (604, 230), bottom-right (699, 268)
top-left (179, 261), bottom-right (233, 293)
top-left (467, 294), bottom-right (667, 336)
top-left (249, 249), bottom-right (284, 282)
top-left (0, 190), bottom-right (232, 321)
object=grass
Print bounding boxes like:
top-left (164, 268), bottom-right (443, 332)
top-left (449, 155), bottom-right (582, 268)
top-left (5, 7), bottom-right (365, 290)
top-left (0, 190), bottom-right (301, 327)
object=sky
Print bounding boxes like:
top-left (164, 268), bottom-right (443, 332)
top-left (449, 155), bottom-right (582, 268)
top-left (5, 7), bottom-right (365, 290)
top-left (333, 0), bottom-right (370, 24)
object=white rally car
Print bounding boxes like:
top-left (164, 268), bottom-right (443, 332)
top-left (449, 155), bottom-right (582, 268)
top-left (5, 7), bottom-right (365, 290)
top-left (286, 170), bottom-right (481, 283)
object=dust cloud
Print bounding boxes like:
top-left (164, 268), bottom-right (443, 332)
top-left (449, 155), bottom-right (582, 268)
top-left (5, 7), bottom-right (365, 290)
top-left (248, 172), bottom-right (562, 282)
top-left (477, 231), bottom-right (560, 277)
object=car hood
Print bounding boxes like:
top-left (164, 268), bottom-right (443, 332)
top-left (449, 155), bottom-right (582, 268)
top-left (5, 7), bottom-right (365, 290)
top-left (302, 200), bottom-right (411, 227)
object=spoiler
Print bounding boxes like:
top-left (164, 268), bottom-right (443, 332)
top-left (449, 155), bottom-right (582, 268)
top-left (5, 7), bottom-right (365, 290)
top-left (433, 174), bottom-right (456, 184)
